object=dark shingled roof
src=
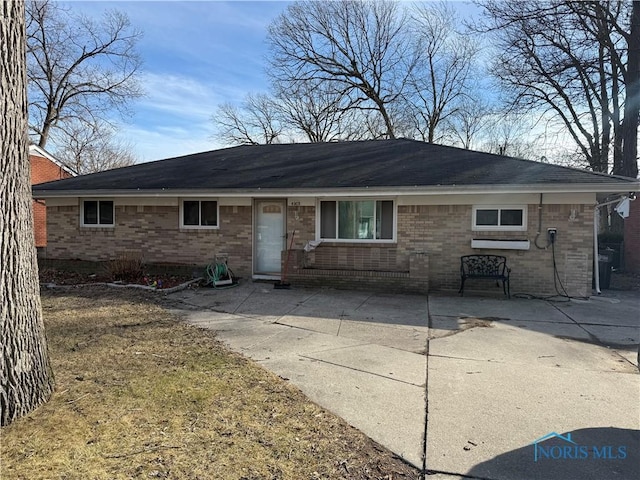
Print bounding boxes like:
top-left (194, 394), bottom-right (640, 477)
top-left (33, 139), bottom-right (637, 192)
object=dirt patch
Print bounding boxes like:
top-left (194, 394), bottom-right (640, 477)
top-left (39, 267), bottom-right (195, 290)
top-left (459, 317), bottom-right (494, 329)
top-left (428, 316), bottom-right (494, 340)
top-left (2, 287), bottom-right (419, 479)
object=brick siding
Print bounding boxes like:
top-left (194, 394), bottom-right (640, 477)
top-left (398, 203), bottom-right (594, 297)
top-left (45, 199), bottom-right (594, 296)
top-left (283, 203), bottom-right (593, 297)
top-left (285, 249), bottom-right (429, 294)
top-left (45, 205), bottom-right (253, 278)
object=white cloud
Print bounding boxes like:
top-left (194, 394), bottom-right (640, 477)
top-left (117, 72), bottom-right (234, 161)
top-left (116, 122), bottom-right (223, 163)
top-left (136, 72), bottom-right (222, 119)
top-left (64, 1), bottom-right (284, 162)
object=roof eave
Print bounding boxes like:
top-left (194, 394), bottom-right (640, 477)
top-left (28, 145), bottom-right (77, 176)
top-left (32, 181), bottom-right (640, 199)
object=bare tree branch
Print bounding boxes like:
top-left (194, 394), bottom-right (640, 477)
top-left (267, 0), bottom-right (420, 139)
top-left (403, 1), bottom-right (480, 143)
top-left (475, 0), bottom-right (635, 175)
top-left (213, 94), bottom-right (282, 146)
top-left (272, 78), bottom-right (365, 142)
top-left (52, 120), bottom-right (137, 174)
top-left (446, 97), bottom-right (495, 150)
top-left (26, 0), bottom-right (143, 149)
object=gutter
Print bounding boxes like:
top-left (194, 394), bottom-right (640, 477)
top-left (31, 182), bottom-right (640, 199)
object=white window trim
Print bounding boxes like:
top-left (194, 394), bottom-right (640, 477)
top-left (80, 199), bottom-right (115, 228)
top-left (179, 199), bottom-right (220, 229)
top-left (472, 205), bottom-right (528, 232)
top-left (316, 198), bottom-right (397, 243)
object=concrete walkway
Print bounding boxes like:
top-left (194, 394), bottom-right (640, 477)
top-left (168, 284), bottom-right (639, 480)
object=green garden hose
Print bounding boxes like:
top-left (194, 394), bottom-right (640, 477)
top-left (205, 260), bottom-right (235, 288)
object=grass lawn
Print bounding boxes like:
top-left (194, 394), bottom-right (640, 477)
top-left (2, 287), bottom-right (419, 479)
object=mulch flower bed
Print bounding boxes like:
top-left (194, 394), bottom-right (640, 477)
top-left (39, 268), bottom-right (195, 290)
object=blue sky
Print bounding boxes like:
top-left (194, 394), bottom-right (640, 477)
top-left (71, 1), bottom-right (290, 161)
top-left (71, 1), bottom-right (480, 162)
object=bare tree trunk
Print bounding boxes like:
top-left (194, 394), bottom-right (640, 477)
top-left (1, 0), bottom-right (55, 427)
top-left (620, 1), bottom-right (640, 178)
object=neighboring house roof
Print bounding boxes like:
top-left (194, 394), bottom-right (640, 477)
top-left (29, 145), bottom-right (76, 177)
top-left (32, 139), bottom-right (639, 196)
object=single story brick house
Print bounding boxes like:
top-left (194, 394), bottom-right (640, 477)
top-left (32, 139), bottom-right (639, 297)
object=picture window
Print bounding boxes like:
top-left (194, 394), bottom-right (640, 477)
top-left (319, 200), bottom-right (394, 241)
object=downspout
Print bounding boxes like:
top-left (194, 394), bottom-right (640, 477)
top-left (593, 206), bottom-right (601, 294)
top-left (593, 195), bottom-right (632, 294)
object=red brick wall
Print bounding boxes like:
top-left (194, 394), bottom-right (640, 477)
top-left (31, 154), bottom-right (72, 247)
top-left (624, 199), bottom-right (640, 273)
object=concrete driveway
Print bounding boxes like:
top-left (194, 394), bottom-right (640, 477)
top-left (168, 284), bottom-right (639, 480)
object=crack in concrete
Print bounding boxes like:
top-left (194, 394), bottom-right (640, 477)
top-left (353, 292), bottom-right (376, 311)
top-left (276, 289), bottom-right (323, 318)
top-left (230, 286), bottom-right (258, 314)
top-left (425, 469), bottom-right (495, 480)
top-left (273, 320), bottom-right (339, 336)
top-left (428, 353), bottom-right (505, 363)
top-left (422, 297), bottom-right (432, 480)
top-left (336, 310), bottom-right (345, 337)
top-left (297, 354), bottom-right (425, 387)
top-left (550, 302), bottom-right (639, 370)
top-left (422, 307), bottom-right (517, 479)
top-left (272, 320), bottom-right (427, 355)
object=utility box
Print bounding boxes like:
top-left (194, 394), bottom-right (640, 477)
top-left (595, 249), bottom-right (614, 290)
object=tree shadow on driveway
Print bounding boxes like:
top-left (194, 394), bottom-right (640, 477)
top-left (464, 427), bottom-right (639, 480)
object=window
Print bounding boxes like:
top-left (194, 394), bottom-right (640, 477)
top-left (319, 199), bottom-right (394, 241)
top-left (472, 206), bottom-right (527, 231)
top-left (181, 200), bottom-right (218, 228)
top-left (81, 200), bottom-right (114, 227)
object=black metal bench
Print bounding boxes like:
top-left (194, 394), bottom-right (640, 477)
top-left (459, 255), bottom-right (511, 298)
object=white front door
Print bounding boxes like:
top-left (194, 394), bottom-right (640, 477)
top-left (254, 199), bottom-right (286, 276)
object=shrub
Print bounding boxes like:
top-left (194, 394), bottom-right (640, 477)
top-left (105, 253), bottom-right (143, 282)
